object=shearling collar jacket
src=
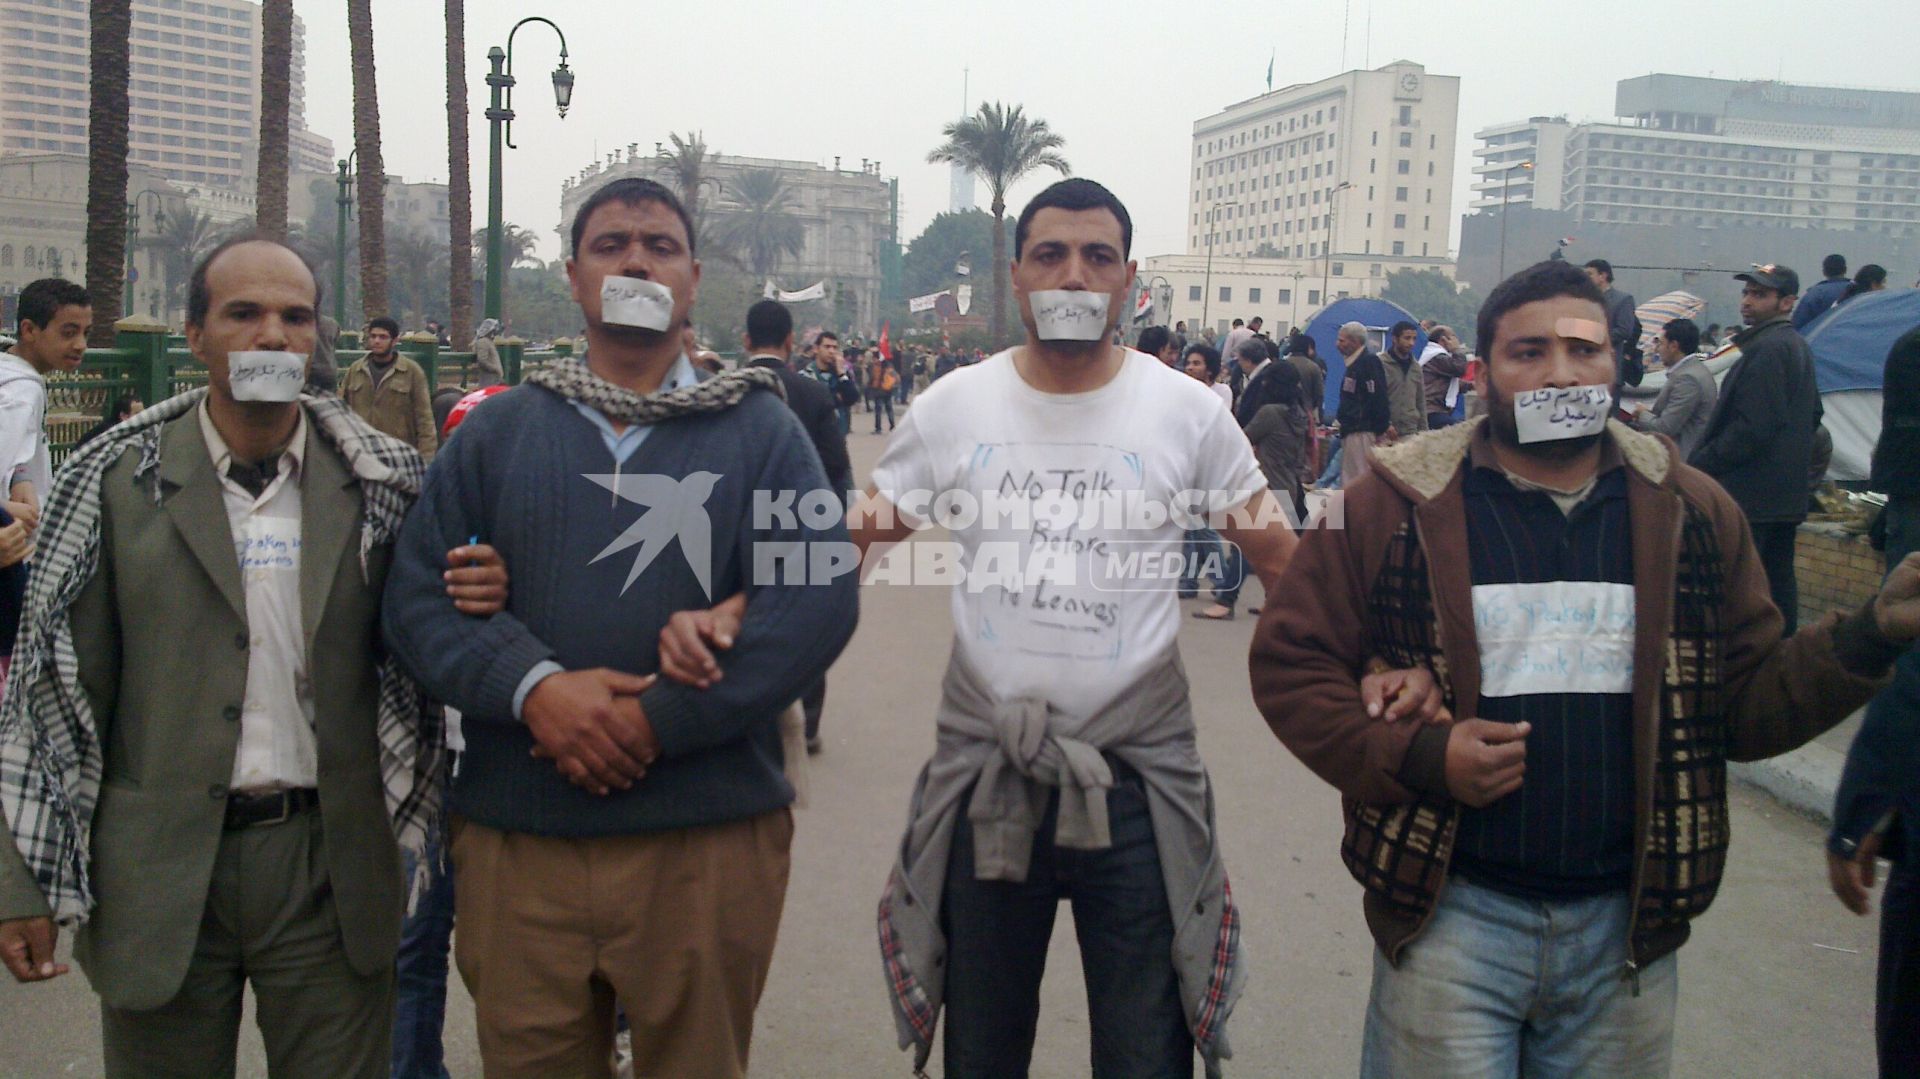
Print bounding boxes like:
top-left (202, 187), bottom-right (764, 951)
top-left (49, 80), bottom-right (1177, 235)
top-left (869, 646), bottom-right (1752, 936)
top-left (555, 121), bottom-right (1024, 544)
top-left (1251, 417), bottom-right (1899, 969)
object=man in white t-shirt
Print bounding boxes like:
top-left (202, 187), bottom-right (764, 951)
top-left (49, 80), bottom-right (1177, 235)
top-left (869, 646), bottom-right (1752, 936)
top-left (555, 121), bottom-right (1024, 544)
top-left (0, 278), bottom-right (90, 534)
top-left (856, 178), bottom-right (1296, 1077)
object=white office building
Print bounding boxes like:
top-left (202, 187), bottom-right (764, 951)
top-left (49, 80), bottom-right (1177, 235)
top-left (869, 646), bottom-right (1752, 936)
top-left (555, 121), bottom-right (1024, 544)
top-left (1188, 60), bottom-right (1460, 265)
top-left (1473, 75), bottom-right (1920, 237)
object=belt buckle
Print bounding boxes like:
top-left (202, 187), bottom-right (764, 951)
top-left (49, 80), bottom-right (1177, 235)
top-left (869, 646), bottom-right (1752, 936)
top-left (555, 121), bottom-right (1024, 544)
top-left (256, 792), bottom-right (295, 828)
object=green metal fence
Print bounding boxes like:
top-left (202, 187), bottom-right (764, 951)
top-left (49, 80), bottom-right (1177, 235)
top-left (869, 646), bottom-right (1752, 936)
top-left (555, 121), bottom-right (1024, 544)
top-left (45, 322), bottom-right (580, 464)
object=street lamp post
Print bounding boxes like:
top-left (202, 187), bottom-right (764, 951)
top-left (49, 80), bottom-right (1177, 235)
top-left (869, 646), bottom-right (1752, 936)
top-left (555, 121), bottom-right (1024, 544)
top-left (1286, 269), bottom-right (1306, 329)
top-left (1320, 181), bottom-right (1353, 312)
top-left (1200, 200), bottom-right (1240, 332)
top-left (1497, 159), bottom-right (1534, 282)
top-left (484, 17), bottom-right (574, 327)
top-left (124, 189), bottom-right (165, 318)
top-left (334, 148), bottom-right (357, 327)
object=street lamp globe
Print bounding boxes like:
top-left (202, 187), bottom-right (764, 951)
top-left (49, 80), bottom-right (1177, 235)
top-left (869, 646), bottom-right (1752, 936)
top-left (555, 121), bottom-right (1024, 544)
top-left (551, 61), bottom-right (574, 117)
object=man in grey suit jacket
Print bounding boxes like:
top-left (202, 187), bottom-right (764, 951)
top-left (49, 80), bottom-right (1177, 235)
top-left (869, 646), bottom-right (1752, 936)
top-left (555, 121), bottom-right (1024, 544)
top-left (1631, 317), bottom-right (1719, 459)
top-left (0, 237), bottom-right (506, 1077)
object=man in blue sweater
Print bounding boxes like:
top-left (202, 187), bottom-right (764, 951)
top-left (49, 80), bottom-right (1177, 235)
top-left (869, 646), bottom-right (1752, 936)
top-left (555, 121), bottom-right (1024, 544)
top-left (382, 177), bottom-right (857, 1079)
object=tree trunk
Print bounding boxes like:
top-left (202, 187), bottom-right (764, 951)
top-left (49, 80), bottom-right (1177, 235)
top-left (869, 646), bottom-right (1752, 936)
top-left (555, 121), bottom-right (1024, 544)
top-left (444, 0), bottom-right (473, 344)
top-left (989, 194), bottom-right (1008, 348)
top-left (254, 0), bottom-right (293, 240)
top-left (84, 0), bottom-right (132, 344)
top-left (347, 0), bottom-right (388, 319)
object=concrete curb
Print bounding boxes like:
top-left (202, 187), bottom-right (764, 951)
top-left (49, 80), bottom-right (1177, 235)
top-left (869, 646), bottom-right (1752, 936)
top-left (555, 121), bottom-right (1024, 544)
top-left (1731, 745), bottom-right (1843, 824)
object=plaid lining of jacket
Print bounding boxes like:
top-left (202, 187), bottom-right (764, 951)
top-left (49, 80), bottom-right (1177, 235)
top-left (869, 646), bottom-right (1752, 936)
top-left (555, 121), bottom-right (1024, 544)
top-left (1342, 495), bottom-right (1730, 963)
top-left (1253, 417), bottom-right (1892, 971)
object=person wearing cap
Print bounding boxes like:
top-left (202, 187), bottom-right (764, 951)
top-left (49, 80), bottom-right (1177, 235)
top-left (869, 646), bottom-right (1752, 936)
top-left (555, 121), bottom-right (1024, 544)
top-left (1689, 264), bottom-right (1823, 634)
top-left (470, 317), bottom-right (504, 388)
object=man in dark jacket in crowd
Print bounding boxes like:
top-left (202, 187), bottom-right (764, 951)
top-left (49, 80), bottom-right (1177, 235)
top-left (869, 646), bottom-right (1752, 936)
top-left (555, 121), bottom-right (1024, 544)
top-left (1829, 323), bottom-right (1920, 1078)
top-left (1689, 264), bottom-right (1822, 633)
top-left (1335, 321), bottom-right (1391, 486)
top-left (1420, 325), bottom-right (1471, 429)
top-left (1794, 254), bottom-right (1851, 331)
top-left (743, 300), bottom-right (853, 755)
top-left (1584, 259), bottom-right (1644, 394)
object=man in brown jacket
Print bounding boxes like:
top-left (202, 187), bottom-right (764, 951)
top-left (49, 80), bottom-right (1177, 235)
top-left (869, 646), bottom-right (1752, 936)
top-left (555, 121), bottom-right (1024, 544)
top-left (1251, 260), bottom-right (1920, 1079)
top-left (341, 316), bottom-right (438, 460)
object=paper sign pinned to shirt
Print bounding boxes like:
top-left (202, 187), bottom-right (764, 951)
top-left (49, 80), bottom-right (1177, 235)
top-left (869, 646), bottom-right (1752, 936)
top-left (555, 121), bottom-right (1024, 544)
top-left (601, 276), bottom-right (675, 332)
top-left (1513, 384), bottom-right (1611, 444)
top-left (1473, 581), bottom-right (1636, 697)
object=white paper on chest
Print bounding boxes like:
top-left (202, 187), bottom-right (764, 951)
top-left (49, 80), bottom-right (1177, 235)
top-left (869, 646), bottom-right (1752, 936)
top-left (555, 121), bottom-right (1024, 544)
top-left (1473, 581), bottom-right (1636, 697)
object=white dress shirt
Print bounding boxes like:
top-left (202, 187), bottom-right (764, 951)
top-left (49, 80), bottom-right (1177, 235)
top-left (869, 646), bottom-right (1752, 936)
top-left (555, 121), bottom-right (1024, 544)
top-left (198, 403), bottom-right (318, 792)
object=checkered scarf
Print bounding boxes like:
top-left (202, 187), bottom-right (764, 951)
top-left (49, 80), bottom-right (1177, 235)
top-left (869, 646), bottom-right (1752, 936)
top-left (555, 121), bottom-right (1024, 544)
top-left (0, 389), bottom-right (437, 925)
top-left (523, 356), bottom-right (783, 422)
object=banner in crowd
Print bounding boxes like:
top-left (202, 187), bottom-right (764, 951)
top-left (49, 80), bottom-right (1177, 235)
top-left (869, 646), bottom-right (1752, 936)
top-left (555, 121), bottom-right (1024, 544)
top-left (909, 290), bottom-right (946, 314)
top-left (763, 280), bottom-right (827, 303)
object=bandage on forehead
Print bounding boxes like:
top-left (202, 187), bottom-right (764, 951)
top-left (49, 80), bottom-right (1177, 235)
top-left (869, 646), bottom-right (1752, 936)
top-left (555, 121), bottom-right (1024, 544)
top-left (1555, 318), bottom-right (1609, 347)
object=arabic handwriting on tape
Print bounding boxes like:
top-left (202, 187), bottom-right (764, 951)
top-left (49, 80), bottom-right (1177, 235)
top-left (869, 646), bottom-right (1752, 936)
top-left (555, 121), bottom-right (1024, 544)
top-left (1030, 290), bottom-right (1110, 342)
top-left (600, 277), bottom-right (674, 331)
top-left (1514, 384), bottom-right (1612, 443)
top-left (227, 351), bottom-right (307, 402)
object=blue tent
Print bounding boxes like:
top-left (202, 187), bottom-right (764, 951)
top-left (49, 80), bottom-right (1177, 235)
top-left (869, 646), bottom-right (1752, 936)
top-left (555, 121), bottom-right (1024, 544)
top-left (1800, 287), bottom-right (1919, 480)
top-left (1802, 287), bottom-right (1917, 393)
top-left (1303, 297), bottom-right (1426, 416)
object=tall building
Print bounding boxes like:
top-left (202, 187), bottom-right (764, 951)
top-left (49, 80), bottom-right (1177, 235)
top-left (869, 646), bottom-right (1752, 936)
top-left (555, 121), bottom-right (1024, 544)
top-left (1472, 75), bottom-right (1920, 237)
top-left (1188, 60), bottom-right (1461, 265)
top-left (1470, 117), bottom-right (1571, 212)
top-left (560, 149), bottom-right (896, 332)
top-left (0, 0), bottom-right (333, 190)
top-left (948, 161), bottom-right (976, 213)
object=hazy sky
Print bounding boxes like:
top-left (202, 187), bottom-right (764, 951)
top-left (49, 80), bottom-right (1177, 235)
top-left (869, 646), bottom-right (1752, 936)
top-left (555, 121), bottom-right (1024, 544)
top-left (301, 0), bottom-right (1918, 266)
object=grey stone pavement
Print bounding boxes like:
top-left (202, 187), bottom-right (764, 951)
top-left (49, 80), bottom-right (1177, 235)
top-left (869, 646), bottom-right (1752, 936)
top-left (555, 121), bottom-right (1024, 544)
top-left (0, 421), bottom-right (1886, 1077)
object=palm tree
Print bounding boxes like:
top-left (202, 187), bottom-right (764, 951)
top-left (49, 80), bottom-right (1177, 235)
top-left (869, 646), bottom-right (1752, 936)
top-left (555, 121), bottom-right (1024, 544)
top-left (254, 0), bottom-right (293, 239)
top-left (386, 230), bottom-right (447, 329)
top-left (443, 0), bottom-right (474, 344)
top-left (711, 168), bottom-right (805, 280)
top-left (347, 0), bottom-right (389, 318)
top-left (158, 207), bottom-right (223, 322)
top-left (84, 0), bottom-right (132, 344)
top-left (473, 224), bottom-right (538, 328)
top-left (657, 131), bottom-right (720, 232)
top-left (927, 102), bottom-right (1070, 347)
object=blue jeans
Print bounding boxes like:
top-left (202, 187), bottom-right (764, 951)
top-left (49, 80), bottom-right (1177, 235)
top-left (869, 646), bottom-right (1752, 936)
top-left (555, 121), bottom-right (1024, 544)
top-left (1317, 434), bottom-right (1344, 489)
top-left (1179, 528), bottom-right (1225, 596)
top-left (1361, 877), bottom-right (1677, 1079)
top-left (391, 833), bottom-right (456, 1079)
top-left (941, 764), bottom-right (1193, 1078)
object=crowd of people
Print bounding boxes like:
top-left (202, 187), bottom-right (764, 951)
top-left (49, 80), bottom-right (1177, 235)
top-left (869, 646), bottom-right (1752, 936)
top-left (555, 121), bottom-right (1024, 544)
top-left (0, 170), bottom-right (1913, 1079)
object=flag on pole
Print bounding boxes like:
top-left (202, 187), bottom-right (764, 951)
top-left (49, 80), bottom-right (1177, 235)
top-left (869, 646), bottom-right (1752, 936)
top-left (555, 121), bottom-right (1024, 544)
top-left (878, 321), bottom-right (892, 360)
top-left (1266, 50), bottom-right (1274, 91)
top-left (1134, 286), bottom-right (1154, 321)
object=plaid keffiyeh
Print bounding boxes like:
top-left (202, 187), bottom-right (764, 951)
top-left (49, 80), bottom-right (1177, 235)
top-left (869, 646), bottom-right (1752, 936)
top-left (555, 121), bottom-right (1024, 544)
top-left (0, 389), bottom-right (439, 924)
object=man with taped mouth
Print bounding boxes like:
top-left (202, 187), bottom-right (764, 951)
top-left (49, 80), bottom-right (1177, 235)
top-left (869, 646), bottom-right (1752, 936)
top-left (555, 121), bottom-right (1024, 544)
top-left (0, 236), bottom-right (509, 1076)
top-left (381, 177), bottom-right (855, 1079)
top-left (851, 177), bottom-right (1300, 1078)
top-left (1251, 259), bottom-right (1920, 1078)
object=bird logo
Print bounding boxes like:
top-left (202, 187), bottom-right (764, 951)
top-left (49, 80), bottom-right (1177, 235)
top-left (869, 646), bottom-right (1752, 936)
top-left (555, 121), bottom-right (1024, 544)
top-left (584, 471), bottom-right (723, 598)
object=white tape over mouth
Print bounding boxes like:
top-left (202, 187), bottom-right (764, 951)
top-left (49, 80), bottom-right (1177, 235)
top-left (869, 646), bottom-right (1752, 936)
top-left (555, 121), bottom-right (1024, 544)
top-left (227, 351), bottom-right (308, 402)
top-left (601, 276), bottom-right (674, 331)
top-left (1514, 384), bottom-right (1611, 443)
top-left (1030, 290), bottom-right (1110, 341)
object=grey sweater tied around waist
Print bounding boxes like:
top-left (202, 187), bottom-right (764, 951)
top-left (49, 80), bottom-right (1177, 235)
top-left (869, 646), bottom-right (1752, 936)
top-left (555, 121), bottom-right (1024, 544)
top-left (877, 648), bottom-right (1244, 1077)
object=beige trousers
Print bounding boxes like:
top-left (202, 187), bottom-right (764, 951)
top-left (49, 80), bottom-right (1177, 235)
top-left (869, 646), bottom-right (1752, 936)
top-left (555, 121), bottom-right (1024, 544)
top-left (451, 810), bottom-right (794, 1079)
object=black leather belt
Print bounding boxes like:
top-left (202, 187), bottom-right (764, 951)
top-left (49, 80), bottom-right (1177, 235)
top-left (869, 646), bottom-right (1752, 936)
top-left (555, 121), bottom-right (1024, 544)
top-left (224, 788), bottom-right (319, 831)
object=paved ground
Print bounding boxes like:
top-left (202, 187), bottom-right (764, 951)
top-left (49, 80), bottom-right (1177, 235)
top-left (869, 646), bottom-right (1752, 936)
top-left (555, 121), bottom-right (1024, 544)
top-left (0, 418), bottom-right (1886, 1076)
